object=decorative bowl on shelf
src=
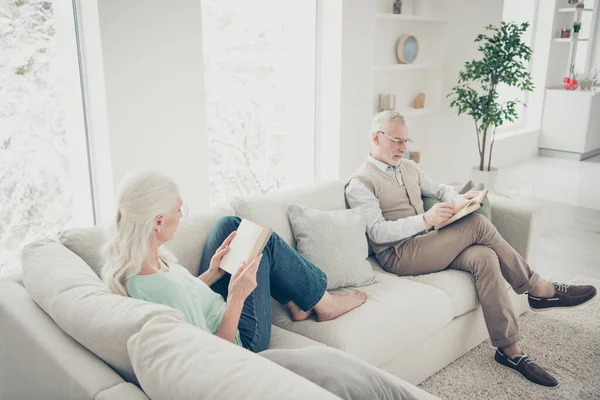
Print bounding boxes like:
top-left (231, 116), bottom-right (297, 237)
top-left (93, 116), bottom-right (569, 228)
top-left (396, 35), bottom-right (419, 64)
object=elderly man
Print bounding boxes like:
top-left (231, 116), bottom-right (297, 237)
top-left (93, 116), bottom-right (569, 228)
top-left (345, 110), bottom-right (597, 387)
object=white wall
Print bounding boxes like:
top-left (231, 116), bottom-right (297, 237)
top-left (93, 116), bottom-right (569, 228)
top-left (316, 0), bottom-right (376, 181)
top-left (81, 0), bottom-right (209, 223)
top-left (335, 0), bottom-right (544, 184)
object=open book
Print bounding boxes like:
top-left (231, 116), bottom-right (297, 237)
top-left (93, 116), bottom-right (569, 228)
top-left (434, 189), bottom-right (489, 230)
top-left (219, 219), bottom-right (273, 275)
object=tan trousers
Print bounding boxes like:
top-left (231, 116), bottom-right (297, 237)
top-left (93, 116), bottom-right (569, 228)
top-left (377, 213), bottom-right (540, 348)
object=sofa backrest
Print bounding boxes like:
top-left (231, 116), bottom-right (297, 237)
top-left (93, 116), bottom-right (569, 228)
top-left (59, 208), bottom-right (232, 277)
top-left (21, 240), bottom-right (185, 385)
top-left (231, 180), bottom-right (347, 248)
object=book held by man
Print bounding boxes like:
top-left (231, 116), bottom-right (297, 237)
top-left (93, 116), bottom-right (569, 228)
top-left (219, 219), bottom-right (273, 275)
top-left (434, 189), bottom-right (490, 230)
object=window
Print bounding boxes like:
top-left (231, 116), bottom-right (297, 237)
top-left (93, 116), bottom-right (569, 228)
top-left (498, 0), bottom-right (537, 131)
top-left (201, 0), bottom-right (317, 206)
top-left (0, 0), bottom-right (94, 277)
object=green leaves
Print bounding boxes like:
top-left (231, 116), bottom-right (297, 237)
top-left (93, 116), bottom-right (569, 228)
top-left (447, 21), bottom-right (534, 170)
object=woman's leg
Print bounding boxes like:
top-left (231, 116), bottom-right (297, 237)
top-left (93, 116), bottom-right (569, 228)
top-left (260, 228), bottom-right (367, 321)
top-left (198, 216), bottom-right (280, 352)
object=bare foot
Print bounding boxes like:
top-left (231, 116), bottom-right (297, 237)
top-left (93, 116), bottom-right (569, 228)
top-left (287, 301), bottom-right (313, 322)
top-left (315, 291), bottom-right (367, 322)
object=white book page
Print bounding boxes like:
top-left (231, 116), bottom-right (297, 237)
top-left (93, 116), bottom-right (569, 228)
top-left (219, 219), bottom-right (264, 275)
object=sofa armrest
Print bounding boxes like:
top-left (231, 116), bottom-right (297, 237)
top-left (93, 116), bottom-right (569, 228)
top-left (0, 282), bottom-right (149, 400)
top-left (489, 195), bottom-right (542, 269)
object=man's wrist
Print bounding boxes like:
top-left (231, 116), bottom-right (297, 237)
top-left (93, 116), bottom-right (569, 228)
top-left (422, 214), bottom-right (432, 230)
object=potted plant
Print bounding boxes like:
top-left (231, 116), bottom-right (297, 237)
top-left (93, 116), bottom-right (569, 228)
top-left (448, 22), bottom-right (534, 188)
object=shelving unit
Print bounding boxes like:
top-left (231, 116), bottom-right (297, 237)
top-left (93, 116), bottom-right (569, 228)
top-left (372, 0), bottom-right (447, 121)
top-left (540, 0), bottom-right (600, 161)
top-left (553, 37), bottom-right (589, 42)
top-left (375, 12), bottom-right (446, 22)
top-left (373, 63), bottom-right (439, 72)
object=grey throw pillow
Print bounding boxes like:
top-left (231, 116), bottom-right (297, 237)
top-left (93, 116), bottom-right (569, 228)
top-left (261, 347), bottom-right (438, 400)
top-left (287, 204), bottom-right (377, 290)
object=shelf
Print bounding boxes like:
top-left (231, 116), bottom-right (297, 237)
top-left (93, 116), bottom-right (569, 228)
top-left (557, 7), bottom-right (594, 12)
top-left (373, 64), bottom-right (438, 72)
top-left (372, 108), bottom-right (440, 117)
top-left (376, 13), bottom-right (446, 22)
top-left (403, 108), bottom-right (440, 117)
top-left (553, 38), bottom-right (589, 42)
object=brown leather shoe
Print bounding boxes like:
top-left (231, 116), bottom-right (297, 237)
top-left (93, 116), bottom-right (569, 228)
top-left (528, 282), bottom-right (597, 312)
top-left (494, 348), bottom-right (558, 387)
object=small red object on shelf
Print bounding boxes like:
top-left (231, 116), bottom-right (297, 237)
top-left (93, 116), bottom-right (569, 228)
top-left (563, 76), bottom-right (579, 90)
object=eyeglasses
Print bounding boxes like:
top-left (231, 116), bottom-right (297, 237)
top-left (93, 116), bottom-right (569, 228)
top-left (378, 131), bottom-right (413, 146)
top-left (180, 203), bottom-right (188, 219)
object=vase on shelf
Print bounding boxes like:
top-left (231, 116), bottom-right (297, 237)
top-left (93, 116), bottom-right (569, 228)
top-left (393, 0), bottom-right (402, 14)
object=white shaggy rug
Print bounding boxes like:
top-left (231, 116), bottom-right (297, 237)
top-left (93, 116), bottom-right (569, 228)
top-left (418, 276), bottom-right (600, 399)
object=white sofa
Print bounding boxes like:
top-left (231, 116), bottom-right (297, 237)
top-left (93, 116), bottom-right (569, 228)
top-left (0, 180), bottom-right (541, 399)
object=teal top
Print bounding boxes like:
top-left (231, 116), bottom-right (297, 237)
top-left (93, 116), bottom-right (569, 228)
top-left (126, 263), bottom-right (242, 346)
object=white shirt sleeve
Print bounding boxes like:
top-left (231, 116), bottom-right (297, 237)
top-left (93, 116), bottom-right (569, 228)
top-left (345, 178), bottom-right (427, 244)
top-left (418, 170), bottom-right (464, 206)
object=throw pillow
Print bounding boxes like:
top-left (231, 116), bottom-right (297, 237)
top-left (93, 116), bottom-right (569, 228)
top-left (127, 315), bottom-right (339, 400)
top-left (261, 346), bottom-right (439, 400)
top-left (287, 204), bottom-right (377, 290)
top-left (422, 182), bottom-right (491, 222)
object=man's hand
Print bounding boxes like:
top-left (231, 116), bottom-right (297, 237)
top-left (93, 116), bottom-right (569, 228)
top-left (462, 190), bottom-right (481, 201)
top-left (423, 202), bottom-right (456, 229)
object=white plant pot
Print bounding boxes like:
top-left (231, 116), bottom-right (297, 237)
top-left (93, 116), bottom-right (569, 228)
top-left (471, 166), bottom-right (499, 190)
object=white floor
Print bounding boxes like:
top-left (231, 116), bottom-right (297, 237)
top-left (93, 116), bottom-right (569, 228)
top-left (495, 154), bottom-right (600, 211)
top-left (494, 155), bottom-right (600, 282)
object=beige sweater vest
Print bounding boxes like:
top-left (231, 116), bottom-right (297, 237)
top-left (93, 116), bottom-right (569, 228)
top-left (348, 159), bottom-right (424, 254)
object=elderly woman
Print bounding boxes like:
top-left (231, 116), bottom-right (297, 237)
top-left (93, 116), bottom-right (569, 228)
top-left (101, 170), bottom-right (367, 353)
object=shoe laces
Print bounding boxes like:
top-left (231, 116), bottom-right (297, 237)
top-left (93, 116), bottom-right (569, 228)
top-left (513, 354), bottom-right (532, 366)
top-left (553, 281), bottom-right (569, 293)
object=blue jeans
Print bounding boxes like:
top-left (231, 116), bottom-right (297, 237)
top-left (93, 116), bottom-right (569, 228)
top-left (198, 216), bottom-right (327, 352)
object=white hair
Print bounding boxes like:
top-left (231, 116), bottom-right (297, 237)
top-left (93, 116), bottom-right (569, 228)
top-left (102, 170), bottom-right (179, 296)
top-left (371, 110), bottom-right (407, 134)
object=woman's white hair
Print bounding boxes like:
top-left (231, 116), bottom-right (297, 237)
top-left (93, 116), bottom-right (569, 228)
top-left (371, 110), bottom-right (407, 135)
top-left (102, 170), bottom-right (179, 296)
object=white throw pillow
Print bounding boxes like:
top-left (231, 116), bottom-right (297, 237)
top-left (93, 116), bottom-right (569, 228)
top-left (127, 315), bottom-right (340, 400)
top-left (287, 204), bottom-right (377, 290)
top-left (21, 240), bottom-right (184, 385)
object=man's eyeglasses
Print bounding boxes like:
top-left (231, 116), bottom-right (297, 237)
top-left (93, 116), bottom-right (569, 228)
top-left (378, 131), bottom-right (413, 146)
top-left (180, 203), bottom-right (188, 218)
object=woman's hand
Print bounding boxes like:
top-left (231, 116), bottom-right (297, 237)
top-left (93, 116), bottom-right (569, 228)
top-left (227, 254), bottom-right (262, 304)
top-left (208, 231), bottom-right (237, 279)
top-left (198, 231), bottom-right (236, 286)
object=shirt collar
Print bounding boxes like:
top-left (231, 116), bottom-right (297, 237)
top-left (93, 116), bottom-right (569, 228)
top-left (367, 155), bottom-right (398, 172)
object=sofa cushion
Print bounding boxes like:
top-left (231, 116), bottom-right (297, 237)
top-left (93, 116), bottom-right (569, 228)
top-left (370, 258), bottom-right (511, 318)
top-left (127, 315), bottom-right (340, 400)
top-left (261, 346), bottom-right (439, 400)
top-left (269, 325), bottom-right (325, 350)
top-left (270, 268), bottom-right (453, 367)
top-left (21, 240), bottom-right (185, 385)
top-left (287, 204), bottom-right (377, 290)
top-left (405, 270), bottom-right (478, 318)
top-left (59, 209), bottom-right (231, 277)
top-left (231, 180), bottom-right (346, 248)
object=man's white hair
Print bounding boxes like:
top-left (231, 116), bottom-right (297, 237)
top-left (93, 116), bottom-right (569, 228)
top-left (371, 110), bottom-right (407, 135)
